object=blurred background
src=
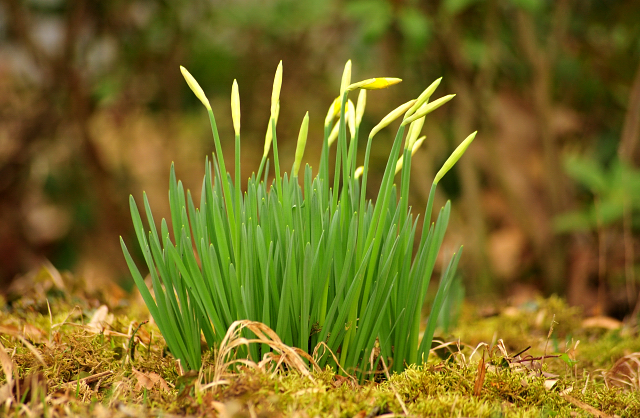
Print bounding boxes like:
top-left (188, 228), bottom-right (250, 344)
top-left (0, 0), bottom-right (639, 318)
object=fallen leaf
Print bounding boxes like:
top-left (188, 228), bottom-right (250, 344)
top-left (544, 379), bottom-right (559, 390)
top-left (88, 305), bottom-right (110, 333)
top-left (22, 324), bottom-right (46, 344)
top-left (131, 367), bottom-right (170, 392)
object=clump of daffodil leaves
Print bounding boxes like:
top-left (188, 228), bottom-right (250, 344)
top-left (121, 60), bottom-right (477, 379)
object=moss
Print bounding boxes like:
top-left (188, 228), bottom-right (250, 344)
top-left (1, 285), bottom-right (639, 417)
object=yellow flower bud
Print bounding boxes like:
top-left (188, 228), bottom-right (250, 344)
top-left (369, 99), bottom-right (416, 139)
top-left (180, 66), bottom-right (211, 110)
top-left (271, 61), bottom-right (283, 116)
top-left (347, 99), bottom-right (356, 139)
top-left (325, 97), bottom-right (341, 127)
top-left (406, 77), bottom-right (442, 117)
top-left (355, 89), bottom-right (366, 127)
top-left (231, 79), bottom-right (240, 136)
top-left (401, 94), bottom-right (456, 126)
top-left (405, 103), bottom-right (427, 149)
top-left (263, 101), bottom-right (280, 157)
top-left (433, 131), bottom-right (477, 185)
top-left (354, 166), bottom-right (364, 179)
top-left (292, 112), bottom-right (309, 177)
top-left (346, 77), bottom-right (402, 91)
top-left (340, 60), bottom-right (352, 98)
top-left (327, 120), bottom-right (340, 147)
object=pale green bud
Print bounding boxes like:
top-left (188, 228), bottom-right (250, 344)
top-left (292, 112), bottom-right (309, 177)
top-left (231, 79), bottom-right (240, 136)
top-left (327, 120), bottom-right (340, 147)
top-left (263, 101), bottom-right (280, 157)
top-left (433, 131), bottom-right (477, 185)
top-left (405, 103), bottom-right (427, 149)
top-left (401, 94), bottom-right (456, 126)
top-left (180, 66), bottom-right (211, 110)
top-left (325, 97), bottom-right (341, 127)
top-left (271, 61), bottom-right (283, 116)
top-left (369, 99), bottom-right (416, 139)
top-left (406, 77), bottom-right (442, 117)
top-left (340, 60), bottom-right (352, 98)
top-left (347, 99), bottom-right (356, 139)
top-left (355, 89), bottom-right (366, 127)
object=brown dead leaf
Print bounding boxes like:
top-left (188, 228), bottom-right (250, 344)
top-left (332, 374), bottom-right (351, 389)
top-left (131, 367), bottom-right (170, 392)
top-left (0, 324), bottom-right (46, 345)
top-left (22, 323), bottom-right (46, 344)
top-left (88, 305), bottom-right (110, 333)
top-left (544, 379), bottom-right (559, 390)
top-left (0, 325), bottom-right (21, 336)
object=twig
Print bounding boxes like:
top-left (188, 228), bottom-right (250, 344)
top-left (560, 393), bottom-right (612, 418)
top-left (60, 371), bottom-right (113, 388)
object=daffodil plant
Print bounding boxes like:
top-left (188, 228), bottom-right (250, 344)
top-left (121, 61), bottom-right (477, 378)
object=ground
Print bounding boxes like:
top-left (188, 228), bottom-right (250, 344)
top-left (1, 266), bottom-right (640, 417)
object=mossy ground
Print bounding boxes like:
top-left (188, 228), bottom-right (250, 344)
top-left (1, 268), bottom-right (640, 417)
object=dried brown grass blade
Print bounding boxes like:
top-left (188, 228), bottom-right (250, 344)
top-left (212, 320), bottom-right (320, 386)
top-left (312, 341), bottom-right (356, 382)
top-left (602, 352), bottom-right (640, 390)
top-left (473, 353), bottom-right (486, 397)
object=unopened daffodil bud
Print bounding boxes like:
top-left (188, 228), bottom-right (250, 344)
top-left (346, 77), bottom-right (402, 91)
top-left (340, 60), bottom-right (352, 98)
top-left (180, 66), bottom-right (211, 110)
top-left (263, 101), bottom-right (280, 157)
top-left (405, 103), bottom-right (427, 149)
top-left (369, 99), bottom-right (416, 139)
top-left (292, 112), bottom-right (309, 177)
top-left (402, 94), bottom-right (456, 126)
top-left (327, 120), bottom-right (340, 147)
top-left (231, 79), bottom-right (240, 136)
top-left (271, 61), bottom-right (283, 116)
top-left (347, 99), bottom-right (356, 139)
top-left (433, 131), bottom-right (477, 185)
top-left (406, 77), bottom-right (442, 117)
top-left (325, 97), bottom-right (341, 127)
top-left (355, 89), bottom-right (366, 127)
top-left (395, 136), bottom-right (426, 175)
top-left (354, 166), bottom-right (364, 179)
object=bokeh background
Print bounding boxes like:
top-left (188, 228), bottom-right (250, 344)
top-left (1, 0), bottom-right (639, 317)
